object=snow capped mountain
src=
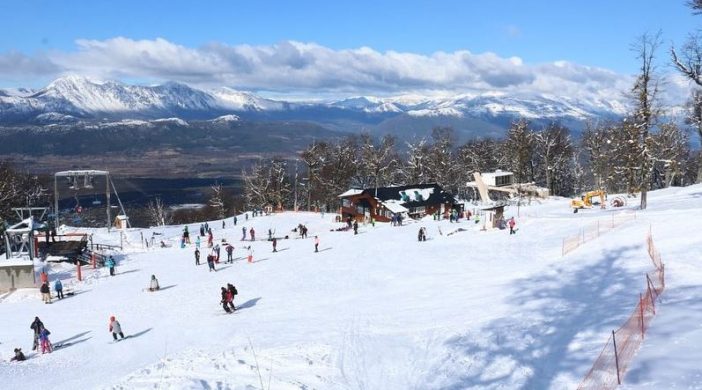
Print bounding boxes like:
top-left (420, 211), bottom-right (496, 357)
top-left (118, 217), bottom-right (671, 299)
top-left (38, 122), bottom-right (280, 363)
top-left (329, 96), bottom-right (403, 113)
top-left (211, 114), bottom-right (240, 123)
top-left (0, 76), bottom-right (628, 126)
top-left (211, 87), bottom-right (285, 111)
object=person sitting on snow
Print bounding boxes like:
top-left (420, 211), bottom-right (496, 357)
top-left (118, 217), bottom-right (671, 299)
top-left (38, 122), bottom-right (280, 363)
top-left (148, 275), bottom-right (160, 292)
top-left (10, 348), bottom-right (26, 362)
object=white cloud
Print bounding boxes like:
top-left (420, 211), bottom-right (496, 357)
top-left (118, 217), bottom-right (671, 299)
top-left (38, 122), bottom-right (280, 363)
top-left (0, 37), bottom-right (673, 104)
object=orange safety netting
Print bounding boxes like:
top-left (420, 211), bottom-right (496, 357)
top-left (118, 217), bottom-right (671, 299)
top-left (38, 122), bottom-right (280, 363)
top-left (578, 232), bottom-right (664, 389)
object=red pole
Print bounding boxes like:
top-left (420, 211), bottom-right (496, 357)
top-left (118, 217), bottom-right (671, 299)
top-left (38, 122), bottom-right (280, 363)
top-left (76, 261), bottom-right (82, 281)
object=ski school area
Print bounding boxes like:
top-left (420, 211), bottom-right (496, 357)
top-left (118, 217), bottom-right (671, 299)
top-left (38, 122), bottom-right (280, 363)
top-left (0, 185), bottom-right (701, 389)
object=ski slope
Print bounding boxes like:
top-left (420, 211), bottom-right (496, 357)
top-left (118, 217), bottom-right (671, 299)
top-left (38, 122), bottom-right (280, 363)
top-left (1, 185), bottom-right (700, 389)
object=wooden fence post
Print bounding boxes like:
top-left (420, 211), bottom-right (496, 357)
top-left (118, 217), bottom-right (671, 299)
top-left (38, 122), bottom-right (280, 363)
top-left (640, 293), bottom-right (645, 339)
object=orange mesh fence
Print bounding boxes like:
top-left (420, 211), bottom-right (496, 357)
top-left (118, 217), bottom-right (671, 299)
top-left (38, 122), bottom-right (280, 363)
top-left (578, 234), bottom-right (665, 389)
top-left (562, 211), bottom-right (636, 256)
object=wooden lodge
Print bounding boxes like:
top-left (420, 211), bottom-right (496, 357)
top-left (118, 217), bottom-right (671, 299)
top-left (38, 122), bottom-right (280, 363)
top-left (338, 183), bottom-right (457, 222)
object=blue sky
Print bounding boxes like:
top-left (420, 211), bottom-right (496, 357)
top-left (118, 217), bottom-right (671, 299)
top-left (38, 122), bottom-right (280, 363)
top-left (0, 0), bottom-right (698, 98)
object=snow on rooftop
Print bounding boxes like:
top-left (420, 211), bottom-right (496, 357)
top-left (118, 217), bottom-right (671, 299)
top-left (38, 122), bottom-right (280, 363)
top-left (338, 189), bottom-right (363, 198)
top-left (380, 199), bottom-right (409, 213)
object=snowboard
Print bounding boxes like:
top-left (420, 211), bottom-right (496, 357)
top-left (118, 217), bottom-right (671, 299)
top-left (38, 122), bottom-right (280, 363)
top-left (110, 335), bottom-right (132, 344)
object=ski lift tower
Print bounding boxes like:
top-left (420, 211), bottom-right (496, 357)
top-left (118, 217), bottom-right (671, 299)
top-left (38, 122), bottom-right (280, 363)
top-left (54, 170), bottom-right (114, 229)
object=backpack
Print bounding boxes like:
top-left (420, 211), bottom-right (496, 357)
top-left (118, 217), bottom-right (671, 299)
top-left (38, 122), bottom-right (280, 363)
top-left (232, 286), bottom-right (238, 295)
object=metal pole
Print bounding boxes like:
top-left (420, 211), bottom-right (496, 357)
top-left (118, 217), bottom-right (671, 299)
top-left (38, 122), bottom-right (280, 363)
top-left (54, 174), bottom-right (59, 229)
top-left (612, 330), bottom-right (621, 385)
top-left (106, 173), bottom-right (111, 231)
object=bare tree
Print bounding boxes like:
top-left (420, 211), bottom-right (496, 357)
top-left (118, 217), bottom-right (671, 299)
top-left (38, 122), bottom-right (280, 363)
top-left (146, 196), bottom-right (171, 227)
top-left (651, 122), bottom-right (690, 188)
top-left (354, 134), bottom-right (399, 190)
top-left (533, 123), bottom-right (574, 196)
top-left (671, 1), bottom-right (702, 182)
top-left (630, 31), bottom-right (662, 209)
top-left (209, 182), bottom-right (226, 219)
top-left (504, 119), bottom-right (535, 184)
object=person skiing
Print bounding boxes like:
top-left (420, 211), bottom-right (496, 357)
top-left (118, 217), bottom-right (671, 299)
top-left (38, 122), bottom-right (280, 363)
top-left (245, 213), bottom-right (248, 221)
top-left (148, 275), bottom-right (160, 292)
top-left (204, 222), bottom-right (209, 232)
top-left (40, 281), bottom-right (51, 304)
top-left (226, 244), bottom-right (234, 263)
top-left (508, 217), bottom-right (517, 235)
top-left (195, 235), bottom-right (201, 249)
top-left (353, 220), bottom-right (359, 235)
top-left (30, 317), bottom-right (45, 351)
top-left (108, 316), bottom-right (125, 341)
top-left (272, 237), bottom-right (277, 252)
top-left (222, 220), bottom-right (226, 229)
top-left (314, 236), bottom-right (320, 253)
top-left (226, 283), bottom-right (238, 311)
top-left (10, 348), bottom-right (26, 362)
top-left (418, 227), bottom-right (423, 242)
top-left (207, 230), bottom-right (213, 248)
top-left (54, 279), bottom-right (64, 300)
top-left (195, 248), bottom-right (201, 265)
top-left (220, 287), bottom-right (233, 313)
top-left (249, 227), bottom-right (256, 241)
top-left (200, 224), bottom-right (205, 237)
top-left (39, 328), bottom-right (52, 354)
top-left (106, 256), bottom-right (116, 276)
top-left (207, 255), bottom-right (216, 272)
top-left (233, 216), bottom-right (237, 226)
top-left (183, 226), bottom-right (191, 244)
top-left (241, 226), bottom-right (246, 241)
top-left (40, 270), bottom-right (48, 284)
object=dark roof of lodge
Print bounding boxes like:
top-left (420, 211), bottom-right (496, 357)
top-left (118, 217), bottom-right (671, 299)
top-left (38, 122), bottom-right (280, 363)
top-left (360, 183), bottom-right (455, 208)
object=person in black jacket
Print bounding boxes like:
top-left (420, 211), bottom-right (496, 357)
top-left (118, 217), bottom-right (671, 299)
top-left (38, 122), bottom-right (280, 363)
top-left (10, 348), bottom-right (26, 362)
top-left (40, 282), bottom-right (51, 304)
top-left (30, 317), bottom-right (45, 351)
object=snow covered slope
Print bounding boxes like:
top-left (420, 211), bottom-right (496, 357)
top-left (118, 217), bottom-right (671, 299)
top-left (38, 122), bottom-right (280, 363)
top-left (1, 185), bottom-right (699, 389)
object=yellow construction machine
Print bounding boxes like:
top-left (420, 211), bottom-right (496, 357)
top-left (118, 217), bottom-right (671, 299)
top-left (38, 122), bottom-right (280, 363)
top-left (571, 189), bottom-right (606, 213)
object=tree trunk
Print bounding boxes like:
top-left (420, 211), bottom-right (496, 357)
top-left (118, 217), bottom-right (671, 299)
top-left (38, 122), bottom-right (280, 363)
top-left (640, 189), bottom-right (647, 210)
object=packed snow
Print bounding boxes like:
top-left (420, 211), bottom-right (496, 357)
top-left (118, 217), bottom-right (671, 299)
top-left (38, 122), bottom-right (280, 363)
top-left (1, 185), bottom-right (700, 389)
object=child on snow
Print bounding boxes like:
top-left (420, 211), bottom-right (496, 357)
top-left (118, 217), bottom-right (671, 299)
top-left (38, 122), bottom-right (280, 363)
top-left (10, 348), bottom-right (26, 362)
top-left (314, 236), bottom-right (320, 252)
top-left (39, 328), bottom-right (52, 354)
top-left (148, 275), bottom-right (160, 291)
top-left (109, 316), bottom-right (125, 341)
top-left (195, 248), bottom-right (201, 265)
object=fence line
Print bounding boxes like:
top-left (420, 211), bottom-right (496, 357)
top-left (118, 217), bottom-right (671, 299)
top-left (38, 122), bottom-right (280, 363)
top-left (577, 231), bottom-right (665, 390)
top-left (562, 211), bottom-right (637, 256)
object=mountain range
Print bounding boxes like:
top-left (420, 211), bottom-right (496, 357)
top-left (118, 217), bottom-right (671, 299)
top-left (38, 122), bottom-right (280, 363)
top-left (0, 76), bottom-right (628, 177)
top-left (0, 75), bottom-right (626, 130)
